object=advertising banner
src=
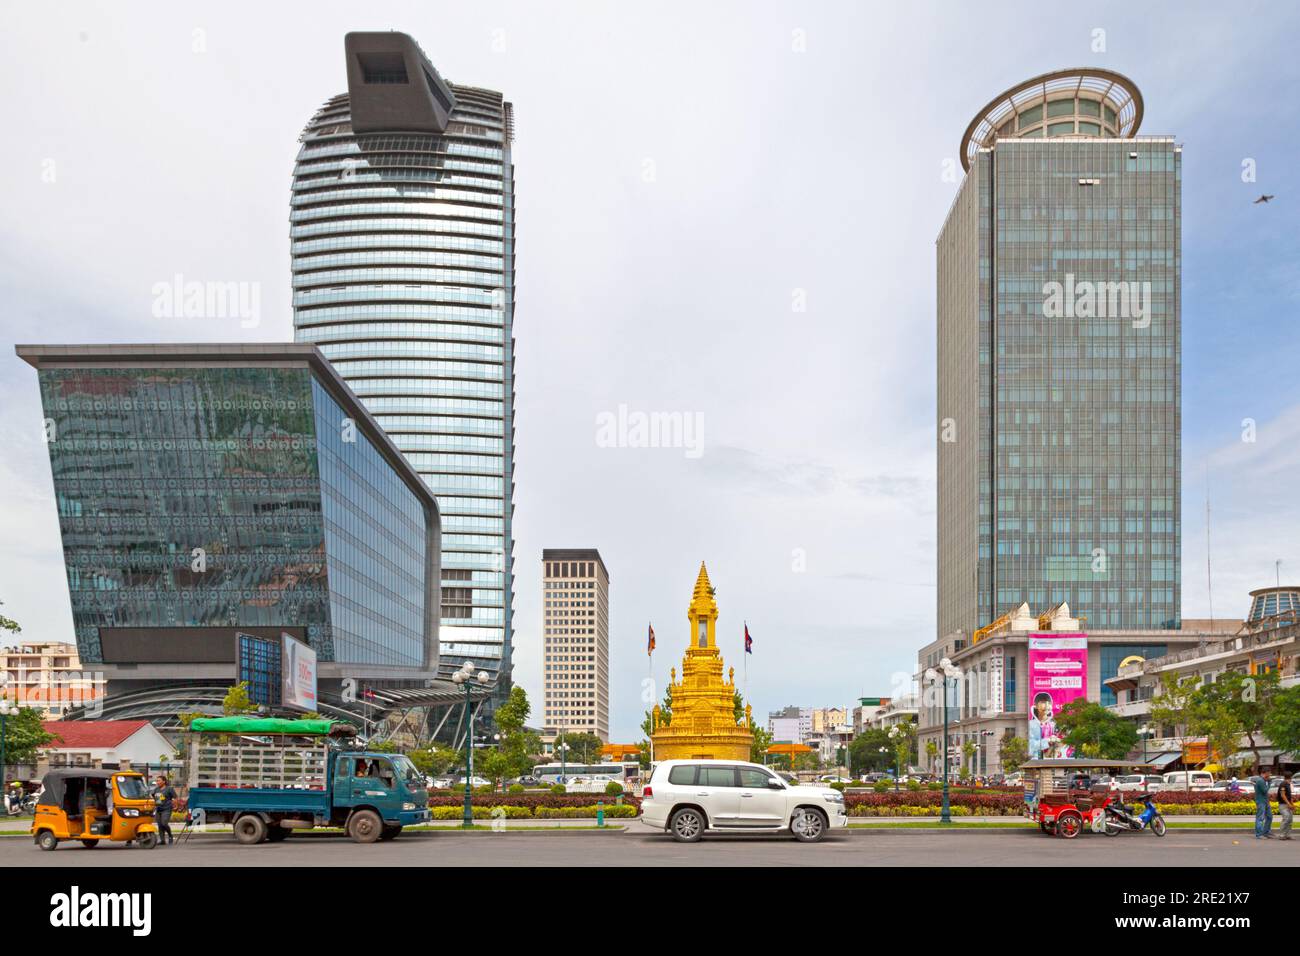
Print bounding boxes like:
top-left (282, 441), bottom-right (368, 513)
top-left (281, 633), bottom-right (318, 711)
top-left (1027, 633), bottom-right (1088, 759)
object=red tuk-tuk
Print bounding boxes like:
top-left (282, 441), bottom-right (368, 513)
top-left (1022, 759), bottom-right (1157, 839)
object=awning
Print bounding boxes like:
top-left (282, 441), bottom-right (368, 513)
top-left (1226, 747), bottom-right (1291, 765)
top-left (1147, 751), bottom-right (1182, 768)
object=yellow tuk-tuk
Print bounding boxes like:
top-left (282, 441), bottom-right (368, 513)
top-left (31, 769), bottom-right (159, 850)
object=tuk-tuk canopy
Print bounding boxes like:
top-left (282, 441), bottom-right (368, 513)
top-left (1020, 759), bottom-right (1156, 771)
top-left (35, 768), bottom-right (121, 808)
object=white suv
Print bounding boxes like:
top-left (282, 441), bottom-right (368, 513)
top-left (640, 759), bottom-right (848, 842)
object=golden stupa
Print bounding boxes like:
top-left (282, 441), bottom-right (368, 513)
top-left (650, 563), bottom-right (754, 761)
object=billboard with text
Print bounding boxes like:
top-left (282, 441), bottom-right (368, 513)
top-left (1027, 634), bottom-right (1088, 760)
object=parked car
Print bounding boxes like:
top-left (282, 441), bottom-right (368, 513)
top-left (455, 776), bottom-right (492, 788)
top-left (563, 775), bottom-right (618, 794)
top-left (1116, 774), bottom-right (1164, 792)
top-left (430, 776), bottom-right (455, 789)
top-left (641, 759), bottom-right (848, 843)
top-left (1159, 771), bottom-right (1215, 791)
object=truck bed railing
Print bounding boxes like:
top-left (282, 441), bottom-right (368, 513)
top-left (189, 736), bottom-right (328, 791)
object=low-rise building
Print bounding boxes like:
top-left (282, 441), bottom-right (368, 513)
top-left (40, 720), bottom-right (175, 770)
top-left (1106, 604), bottom-right (1300, 769)
top-left (0, 641), bottom-right (103, 719)
top-left (916, 603), bottom-right (1230, 776)
top-left (767, 705), bottom-right (811, 744)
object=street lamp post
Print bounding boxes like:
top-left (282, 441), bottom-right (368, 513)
top-left (451, 661), bottom-right (490, 829)
top-left (556, 740), bottom-right (572, 786)
top-left (888, 724), bottom-right (904, 791)
top-left (1138, 724), bottom-right (1153, 763)
top-left (926, 658), bottom-right (960, 825)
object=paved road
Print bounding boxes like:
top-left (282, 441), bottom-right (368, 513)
top-left (6, 827), bottom-right (1296, 866)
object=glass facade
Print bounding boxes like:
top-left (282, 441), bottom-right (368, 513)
top-left (34, 360), bottom-right (433, 670)
top-left (292, 80), bottom-right (515, 686)
top-left (1098, 643), bottom-right (1167, 706)
top-left (938, 137), bottom-right (1181, 636)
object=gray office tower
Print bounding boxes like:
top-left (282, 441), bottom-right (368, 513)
top-left (292, 33), bottom-right (516, 694)
top-left (937, 69), bottom-right (1180, 638)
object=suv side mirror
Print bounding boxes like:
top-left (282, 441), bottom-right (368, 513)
top-left (767, 778), bottom-right (785, 789)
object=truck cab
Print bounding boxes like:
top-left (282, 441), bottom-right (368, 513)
top-left (331, 752), bottom-right (431, 840)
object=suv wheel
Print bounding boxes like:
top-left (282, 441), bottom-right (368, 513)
top-left (669, 807), bottom-right (705, 843)
top-left (791, 807), bottom-right (827, 843)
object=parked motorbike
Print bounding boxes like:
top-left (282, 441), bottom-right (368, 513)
top-left (1103, 792), bottom-right (1166, 837)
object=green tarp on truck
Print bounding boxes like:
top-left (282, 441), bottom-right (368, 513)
top-left (189, 717), bottom-right (338, 735)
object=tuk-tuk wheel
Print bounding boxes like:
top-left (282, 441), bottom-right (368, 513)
top-left (1057, 813), bottom-right (1082, 839)
top-left (136, 831), bottom-right (159, 849)
top-left (81, 839), bottom-right (99, 848)
top-left (36, 830), bottom-right (58, 851)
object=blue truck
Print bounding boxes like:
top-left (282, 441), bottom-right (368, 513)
top-left (185, 717), bottom-right (430, 844)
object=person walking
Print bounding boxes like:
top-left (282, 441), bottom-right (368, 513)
top-left (152, 774), bottom-right (177, 846)
top-left (1251, 769), bottom-right (1273, 840)
top-left (1278, 772), bottom-right (1294, 841)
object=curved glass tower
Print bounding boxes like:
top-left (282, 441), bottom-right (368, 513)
top-left (292, 32), bottom-right (514, 689)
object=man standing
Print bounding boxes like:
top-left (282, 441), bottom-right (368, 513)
top-left (1251, 769), bottom-right (1273, 840)
top-left (153, 775), bottom-right (177, 846)
top-left (1278, 772), bottom-right (1294, 841)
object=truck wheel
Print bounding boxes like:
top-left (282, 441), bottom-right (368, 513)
top-left (348, 809), bottom-right (383, 844)
top-left (379, 825), bottom-right (401, 841)
top-left (36, 830), bottom-right (58, 851)
top-left (266, 826), bottom-right (289, 842)
top-left (234, 815), bottom-right (268, 845)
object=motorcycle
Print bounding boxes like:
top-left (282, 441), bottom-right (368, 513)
top-left (1102, 792), bottom-right (1166, 837)
top-left (4, 793), bottom-right (36, 817)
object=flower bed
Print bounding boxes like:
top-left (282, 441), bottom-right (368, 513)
top-left (428, 803), bottom-right (638, 820)
top-left (425, 792), bottom-right (641, 811)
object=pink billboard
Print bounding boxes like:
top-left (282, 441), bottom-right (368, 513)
top-left (1027, 634), bottom-right (1088, 760)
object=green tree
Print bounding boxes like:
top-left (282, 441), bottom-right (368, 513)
top-left (961, 740), bottom-right (977, 778)
top-left (222, 681), bottom-right (256, 715)
top-left (1054, 699), bottom-right (1138, 760)
top-left (999, 734), bottom-right (1028, 774)
top-left (553, 731), bottom-right (602, 764)
top-left (3, 708), bottom-right (57, 767)
top-left (1149, 671), bottom-right (1199, 772)
top-left (1209, 669), bottom-right (1278, 774)
top-left (924, 739), bottom-right (939, 772)
top-left (749, 724), bottom-right (774, 765)
top-left (409, 745), bottom-right (460, 777)
top-left (1187, 684), bottom-right (1243, 776)
top-left (1263, 685), bottom-right (1300, 759)
top-left (0, 601), bottom-right (20, 636)
top-left (481, 686), bottom-right (541, 787)
top-left (849, 728), bottom-right (894, 773)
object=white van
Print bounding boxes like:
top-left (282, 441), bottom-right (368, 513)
top-left (1160, 770), bottom-right (1214, 791)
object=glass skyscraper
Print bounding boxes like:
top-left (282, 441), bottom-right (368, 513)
top-left (937, 69), bottom-right (1181, 638)
top-left (291, 32), bottom-right (515, 689)
top-left (18, 343), bottom-right (441, 702)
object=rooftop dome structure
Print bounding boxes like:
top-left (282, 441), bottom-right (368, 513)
top-left (959, 67), bottom-right (1144, 171)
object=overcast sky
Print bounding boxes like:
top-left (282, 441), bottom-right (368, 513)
top-left (1, 1), bottom-right (1297, 741)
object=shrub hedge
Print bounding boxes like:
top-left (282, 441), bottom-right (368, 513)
top-left (428, 803), bottom-right (637, 820)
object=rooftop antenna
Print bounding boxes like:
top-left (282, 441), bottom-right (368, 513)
top-left (1204, 460), bottom-right (1213, 646)
top-left (1276, 559), bottom-right (1283, 590)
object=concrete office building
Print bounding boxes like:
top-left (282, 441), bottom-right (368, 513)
top-left (291, 32), bottom-right (516, 695)
top-left (18, 343), bottom-right (451, 730)
top-left (915, 604), bottom-right (1233, 776)
top-left (542, 550), bottom-right (610, 741)
top-left (937, 69), bottom-right (1181, 639)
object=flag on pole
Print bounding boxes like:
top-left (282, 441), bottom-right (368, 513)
top-left (744, 622), bottom-right (753, 654)
top-left (647, 622), bottom-right (656, 656)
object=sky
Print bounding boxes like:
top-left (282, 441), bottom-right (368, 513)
top-left (0, 1), bottom-right (1297, 742)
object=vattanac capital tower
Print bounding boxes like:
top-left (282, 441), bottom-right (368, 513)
top-left (292, 32), bottom-right (517, 703)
